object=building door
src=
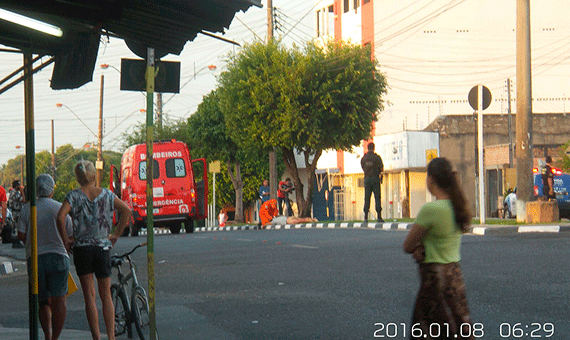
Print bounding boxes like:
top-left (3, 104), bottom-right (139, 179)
top-left (487, 169), bottom-right (503, 217)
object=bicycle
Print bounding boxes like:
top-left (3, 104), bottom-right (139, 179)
top-left (111, 242), bottom-right (152, 339)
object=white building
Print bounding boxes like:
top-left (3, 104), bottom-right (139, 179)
top-left (313, 0), bottom-right (570, 220)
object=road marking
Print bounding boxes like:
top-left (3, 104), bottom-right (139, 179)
top-left (236, 238), bottom-right (254, 242)
top-left (290, 244), bottom-right (319, 249)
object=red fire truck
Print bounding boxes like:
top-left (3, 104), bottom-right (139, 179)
top-left (110, 140), bottom-right (208, 236)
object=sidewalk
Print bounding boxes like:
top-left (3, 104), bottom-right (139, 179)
top-left (0, 327), bottom-right (110, 340)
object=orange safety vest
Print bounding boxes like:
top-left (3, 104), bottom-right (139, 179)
top-left (259, 199), bottom-right (278, 225)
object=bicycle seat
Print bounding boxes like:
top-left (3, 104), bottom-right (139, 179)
top-left (111, 257), bottom-right (124, 267)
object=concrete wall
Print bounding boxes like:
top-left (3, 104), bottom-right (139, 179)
top-left (425, 113), bottom-right (570, 216)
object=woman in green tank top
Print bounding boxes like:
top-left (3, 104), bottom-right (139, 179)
top-left (404, 157), bottom-right (474, 340)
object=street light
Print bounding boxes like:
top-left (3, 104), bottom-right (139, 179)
top-left (55, 103), bottom-right (97, 137)
top-left (105, 108), bottom-right (146, 137)
top-left (163, 64), bottom-right (217, 107)
top-left (100, 63), bottom-right (120, 73)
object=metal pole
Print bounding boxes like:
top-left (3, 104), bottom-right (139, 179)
top-left (213, 172), bottom-right (216, 217)
top-left (24, 53), bottom-right (39, 340)
top-left (478, 85), bottom-right (485, 224)
top-left (145, 47), bottom-right (157, 340)
top-left (267, 0), bottom-right (273, 40)
top-left (507, 78), bottom-right (513, 168)
top-left (96, 74), bottom-right (104, 187)
top-left (267, 0), bottom-right (278, 200)
top-left (51, 119), bottom-right (56, 177)
top-left (516, 0), bottom-right (533, 222)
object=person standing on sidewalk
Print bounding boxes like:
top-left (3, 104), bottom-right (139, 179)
top-left (277, 178), bottom-right (294, 216)
top-left (403, 157), bottom-right (474, 340)
top-left (259, 179), bottom-right (271, 203)
top-left (541, 156), bottom-right (556, 200)
top-left (0, 185), bottom-right (6, 239)
top-left (57, 160), bottom-right (131, 340)
top-left (18, 174), bottom-right (73, 340)
top-left (8, 180), bottom-right (25, 248)
top-left (361, 142), bottom-right (384, 222)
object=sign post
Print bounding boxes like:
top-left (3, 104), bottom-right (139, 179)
top-left (469, 85), bottom-right (492, 224)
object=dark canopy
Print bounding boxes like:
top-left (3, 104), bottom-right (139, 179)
top-left (0, 0), bottom-right (262, 89)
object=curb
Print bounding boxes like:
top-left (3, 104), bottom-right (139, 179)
top-left (197, 221), bottom-right (412, 232)
top-left (0, 259), bottom-right (14, 275)
top-left (472, 225), bottom-right (570, 235)
top-left (0, 256), bottom-right (26, 277)
top-left (138, 223), bottom-right (570, 236)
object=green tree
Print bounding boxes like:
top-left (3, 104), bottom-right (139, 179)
top-left (121, 121), bottom-right (185, 148)
top-left (218, 40), bottom-right (387, 217)
top-left (0, 145), bottom-right (122, 202)
top-left (182, 90), bottom-right (283, 222)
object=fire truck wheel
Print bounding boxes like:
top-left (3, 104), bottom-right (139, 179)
top-left (185, 218), bottom-right (194, 233)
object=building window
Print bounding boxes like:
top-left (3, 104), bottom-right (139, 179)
top-left (354, 0), bottom-right (360, 9)
top-left (344, 0), bottom-right (349, 13)
top-left (364, 0), bottom-right (370, 3)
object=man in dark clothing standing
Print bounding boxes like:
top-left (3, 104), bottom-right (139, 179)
top-left (542, 156), bottom-right (556, 200)
top-left (361, 142), bottom-right (384, 222)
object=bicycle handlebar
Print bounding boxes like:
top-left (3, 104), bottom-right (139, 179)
top-left (112, 242), bottom-right (147, 259)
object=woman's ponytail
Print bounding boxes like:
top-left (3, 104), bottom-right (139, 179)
top-left (427, 158), bottom-right (472, 233)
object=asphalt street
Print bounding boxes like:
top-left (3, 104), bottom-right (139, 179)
top-left (1, 227), bottom-right (569, 339)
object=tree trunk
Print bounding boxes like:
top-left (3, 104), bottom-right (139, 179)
top-left (226, 161), bottom-right (244, 222)
top-left (282, 148), bottom-right (321, 218)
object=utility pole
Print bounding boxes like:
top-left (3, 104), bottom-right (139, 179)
top-left (96, 74), bottom-right (104, 187)
top-left (51, 120), bottom-right (56, 178)
top-left (516, 0), bottom-right (533, 222)
top-left (268, 0), bottom-right (278, 200)
top-left (507, 78), bottom-right (513, 168)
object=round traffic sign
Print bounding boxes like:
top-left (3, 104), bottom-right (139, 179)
top-left (468, 85), bottom-right (492, 110)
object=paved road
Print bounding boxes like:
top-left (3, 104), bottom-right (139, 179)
top-left (1, 228), bottom-right (569, 339)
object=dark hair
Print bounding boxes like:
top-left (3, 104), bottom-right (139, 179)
top-left (427, 157), bottom-right (471, 233)
top-left (12, 180), bottom-right (20, 189)
top-left (367, 142), bottom-right (375, 151)
top-left (546, 155), bottom-right (552, 163)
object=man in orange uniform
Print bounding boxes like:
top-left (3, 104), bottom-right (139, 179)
top-left (259, 199), bottom-right (279, 228)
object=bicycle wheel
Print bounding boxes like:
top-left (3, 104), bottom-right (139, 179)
top-left (111, 284), bottom-right (131, 337)
top-left (132, 286), bottom-right (150, 340)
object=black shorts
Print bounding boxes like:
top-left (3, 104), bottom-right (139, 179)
top-left (73, 246), bottom-right (112, 279)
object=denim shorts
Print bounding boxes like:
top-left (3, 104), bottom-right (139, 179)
top-left (73, 246), bottom-right (112, 279)
top-left (30, 253), bottom-right (70, 302)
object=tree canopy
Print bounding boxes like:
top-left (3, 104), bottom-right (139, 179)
top-left (217, 39), bottom-right (387, 216)
top-left (0, 145), bottom-right (122, 202)
top-left (182, 90), bottom-right (285, 220)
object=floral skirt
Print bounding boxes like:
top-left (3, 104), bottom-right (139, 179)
top-left (410, 262), bottom-right (474, 340)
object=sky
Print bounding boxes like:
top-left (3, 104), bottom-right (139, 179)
top-left (373, 0), bottom-right (570, 132)
top-left (0, 1), bottom-right (317, 166)
top-left (2, 0), bottom-right (570, 167)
